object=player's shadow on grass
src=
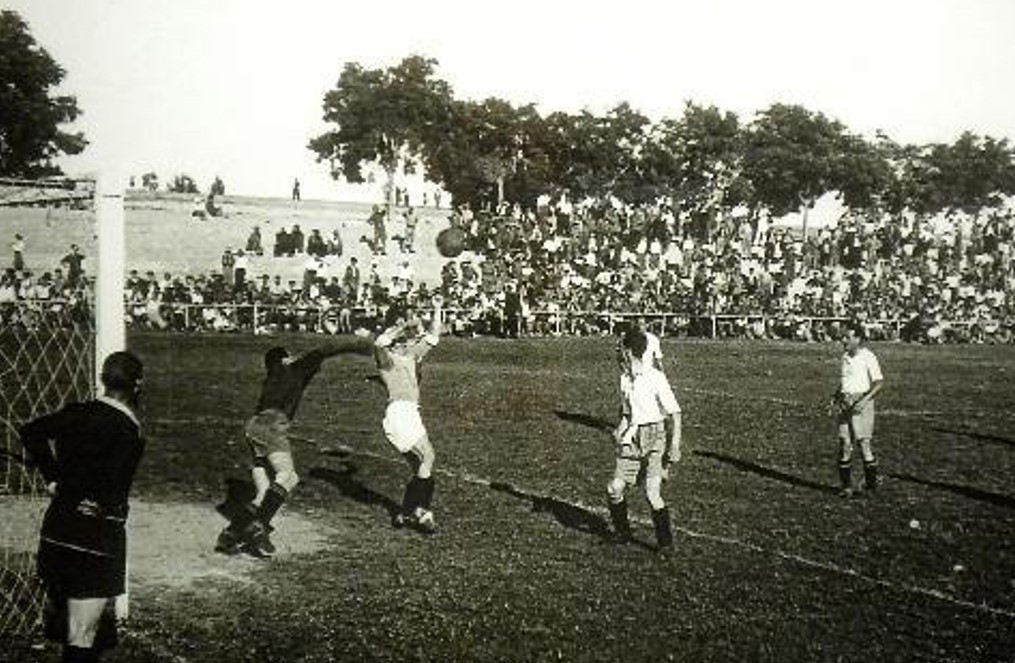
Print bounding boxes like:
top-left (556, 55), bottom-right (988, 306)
top-left (888, 472), bottom-right (1015, 509)
top-left (308, 463), bottom-right (401, 519)
top-left (695, 450), bottom-right (838, 494)
top-left (553, 410), bottom-right (615, 433)
top-left (488, 480), bottom-right (654, 551)
top-left (930, 426), bottom-right (1015, 449)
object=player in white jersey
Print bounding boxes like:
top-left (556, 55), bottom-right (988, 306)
top-left (607, 327), bottom-right (681, 551)
top-left (373, 295), bottom-right (443, 532)
top-left (832, 321), bottom-right (884, 497)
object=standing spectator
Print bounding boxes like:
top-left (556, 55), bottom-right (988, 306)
top-left (61, 245), bottom-right (85, 288)
top-left (233, 250), bottom-right (249, 291)
top-left (302, 255), bottom-right (320, 292)
top-left (11, 233), bottom-right (25, 272)
top-left (292, 178), bottom-right (301, 201)
top-left (369, 205), bottom-right (387, 255)
top-left (607, 327), bottom-right (681, 551)
top-left (343, 257), bottom-right (361, 303)
top-left (20, 352), bottom-right (146, 663)
top-left (221, 249), bottom-right (236, 289)
top-left (402, 206), bottom-right (418, 253)
top-left (831, 321), bottom-right (885, 497)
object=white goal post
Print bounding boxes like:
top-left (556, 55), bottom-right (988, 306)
top-left (96, 172), bottom-right (127, 375)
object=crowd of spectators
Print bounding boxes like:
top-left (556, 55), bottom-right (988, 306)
top-left (4, 200), bottom-right (1014, 343)
top-left (434, 200), bottom-right (1014, 343)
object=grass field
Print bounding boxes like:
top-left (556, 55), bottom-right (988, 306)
top-left (5, 334), bottom-right (1015, 663)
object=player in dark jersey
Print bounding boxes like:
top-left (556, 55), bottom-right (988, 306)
top-left (20, 351), bottom-right (145, 663)
top-left (216, 335), bottom-right (374, 557)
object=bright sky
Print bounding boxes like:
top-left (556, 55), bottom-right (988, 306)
top-left (8, 0), bottom-right (1015, 201)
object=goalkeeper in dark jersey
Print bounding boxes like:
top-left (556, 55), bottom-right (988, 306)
top-left (216, 335), bottom-right (374, 557)
top-left (20, 351), bottom-right (145, 663)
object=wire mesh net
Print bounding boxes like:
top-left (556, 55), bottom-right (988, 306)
top-left (0, 177), bottom-right (96, 640)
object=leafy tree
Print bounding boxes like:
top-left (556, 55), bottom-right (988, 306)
top-left (309, 55), bottom-right (453, 214)
top-left (0, 10), bottom-right (87, 177)
top-left (919, 133), bottom-right (1015, 213)
top-left (645, 102), bottom-right (746, 239)
top-left (141, 172), bottom-right (159, 192)
top-left (557, 104), bottom-right (652, 204)
top-left (742, 104), bottom-right (844, 218)
top-left (422, 97), bottom-right (546, 210)
top-left (169, 174), bottom-right (199, 194)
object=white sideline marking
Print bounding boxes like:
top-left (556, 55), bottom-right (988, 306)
top-left (316, 438), bottom-right (1015, 622)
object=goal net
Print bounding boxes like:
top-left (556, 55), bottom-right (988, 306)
top-left (0, 175), bottom-right (123, 640)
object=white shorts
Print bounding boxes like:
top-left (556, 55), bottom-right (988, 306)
top-left (383, 400), bottom-right (427, 453)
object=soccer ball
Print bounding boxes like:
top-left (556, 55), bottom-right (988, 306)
top-left (436, 227), bottom-right (465, 258)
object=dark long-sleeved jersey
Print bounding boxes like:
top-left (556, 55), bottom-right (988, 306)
top-left (20, 398), bottom-right (144, 555)
top-left (256, 337), bottom-right (373, 419)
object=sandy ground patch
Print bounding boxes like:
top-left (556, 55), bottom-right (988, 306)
top-left (1, 497), bottom-right (336, 591)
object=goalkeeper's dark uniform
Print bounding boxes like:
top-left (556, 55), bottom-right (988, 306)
top-left (21, 397), bottom-right (144, 649)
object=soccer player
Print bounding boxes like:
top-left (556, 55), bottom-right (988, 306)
top-left (607, 327), bottom-right (681, 551)
top-left (216, 335), bottom-right (374, 557)
top-left (373, 295), bottom-right (444, 532)
top-left (20, 351), bottom-right (146, 663)
top-left (832, 321), bottom-right (884, 497)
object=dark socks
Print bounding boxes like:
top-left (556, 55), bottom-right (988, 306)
top-left (652, 506), bottom-right (673, 549)
top-left (838, 461), bottom-right (852, 490)
top-left (256, 483), bottom-right (289, 525)
top-left (608, 500), bottom-right (632, 541)
top-left (863, 460), bottom-right (879, 491)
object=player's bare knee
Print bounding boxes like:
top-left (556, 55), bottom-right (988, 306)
top-left (645, 478), bottom-right (665, 510)
top-left (607, 478), bottom-right (626, 503)
top-left (275, 469), bottom-right (299, 491)
top-left (415, 439), bottom-right (435, 477)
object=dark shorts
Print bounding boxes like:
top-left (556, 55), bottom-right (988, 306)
top-left (37, 538), bottom-right (126, 600)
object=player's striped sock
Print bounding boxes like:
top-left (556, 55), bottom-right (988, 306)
top-left (256, 483), bottom-right (289, 526)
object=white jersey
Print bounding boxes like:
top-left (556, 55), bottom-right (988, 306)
top-left (620, 365), bottom-right (680, 425)
top-left (840, 347), bottom-right (883, 394)
top-left (644, 331), bottom-right (663, 367)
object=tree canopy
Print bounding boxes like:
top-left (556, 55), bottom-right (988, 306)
top-left (311, 55), bottom-right (1015, 220)
top-left (0, 10), bottom-right (87, 177)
